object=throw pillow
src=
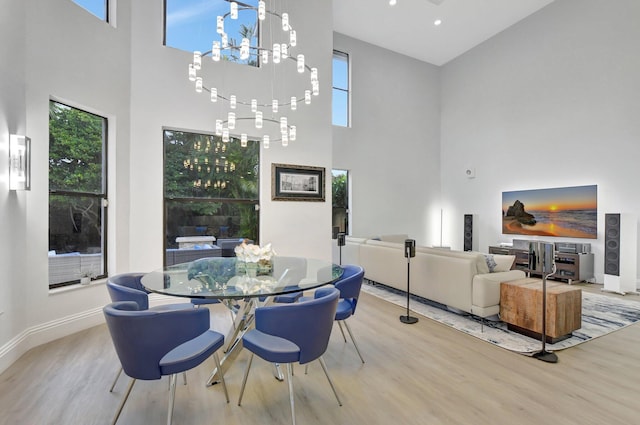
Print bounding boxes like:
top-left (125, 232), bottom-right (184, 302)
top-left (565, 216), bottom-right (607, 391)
top-left (493, 255), bottom-right (515, 272)
top-left (484, 254), bottom-right (497, 273)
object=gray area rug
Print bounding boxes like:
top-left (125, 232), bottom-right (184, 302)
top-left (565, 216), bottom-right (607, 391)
top-left (361, 281), bottom-right (640, 354)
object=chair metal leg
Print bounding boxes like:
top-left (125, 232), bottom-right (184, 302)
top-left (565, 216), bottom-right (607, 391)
top-left (318, 356), bottom-right (342, 406)
top-left (109, 367), bottom-right (122, 392)
top-left (167, 374), bottom-right (177, 425)
top-left (337, 321), bottom-right (347, 342)
top-left (237, 353), bottom-right (254, 406)
top-left (182, 372), bottom-right (187, 385)
top-left (343, 320), bottom-right (365, 363)
top-left (213, 352), bottom-right (229, 403)
top-left (286, 363), bottom-right (296, 425)
top-left (111, 378), bottom-right (136, 425)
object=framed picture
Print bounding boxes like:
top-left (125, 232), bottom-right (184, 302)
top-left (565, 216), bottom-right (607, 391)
top-left (502, 184), bottom-right (597, 239)
top-left (272, 163), bottom-right (325, 201)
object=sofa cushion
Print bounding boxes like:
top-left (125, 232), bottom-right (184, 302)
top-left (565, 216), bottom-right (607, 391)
top-left (472, 270), bottom-right (527, 308)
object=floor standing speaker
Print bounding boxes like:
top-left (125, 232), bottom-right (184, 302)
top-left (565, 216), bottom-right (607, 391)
top-left (603, 213), bottom-right (638, 294)
top-left (463, 214), bottom-right (473, 252)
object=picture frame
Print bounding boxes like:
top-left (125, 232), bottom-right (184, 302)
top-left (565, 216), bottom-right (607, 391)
top-left (272, 163), bottom-right (326, 201)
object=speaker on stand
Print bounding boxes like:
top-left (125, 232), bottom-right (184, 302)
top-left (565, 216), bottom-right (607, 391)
top-left (603, 213), bottom-right (638, 295)
top-left (463, 214), bottom-right (473, 252)
top-left (337, 232), bottom-right (346, 266)
top-left (529, 241), bottom-right (558, 363)
top-left (400, 239), bottom-right (418, 324)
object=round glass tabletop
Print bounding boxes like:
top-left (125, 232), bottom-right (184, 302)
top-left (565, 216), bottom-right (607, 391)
top-left (141, 256), bottom-right (343, 300)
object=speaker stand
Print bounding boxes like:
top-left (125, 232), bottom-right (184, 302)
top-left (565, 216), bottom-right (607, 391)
top-left (399, 255), bottom-right (418, 324)
top-left (532, 273), bottom-right (558, 363)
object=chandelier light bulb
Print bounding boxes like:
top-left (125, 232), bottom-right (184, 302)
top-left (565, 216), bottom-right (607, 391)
top-left (230, 95), bottom-right (237, 109)
top-left (217, 16), bottom-right (224, 34)
top-left (251, 99), bottom-right (257, 112)
top-left (222, 128), bottom-right (230, 143)
top-left (195, 77), bottom-right (203, 93)
top-left (297, 54), bottom-right (305, 73)
top-left (281, 43), bottom-right (288, 59)
top-left (240, 38), bottom-right (250, 60)
top-left (211, 87), bottom-right (217, 102)
top-left (241, 133), bottom-right (248, 147)
top-left (261, 49), bottom-right (269, 64)
top-left (273, 43), bottom-right (281, 63)
top-left (272, 99), bottom-right (278, 113)
top-left (282, 13), bottom-right (289, 31)
top-left (311, 67), bottom-right (318, 83)
top-left (305, 90), bottom-right (311, 104)
top-left (389, 0), bottom-right (397, 5)
top-left (193, 51), bottom-right (202, 70)
top-left (290, 96), bottom-right (297, 110)
top-left (255, 111), bottom-right (263, 128)
top-left (188, 64), bottom-right (196, 81)
top-left (212, 41), bottom-right (221, 61)
top-left (258, 1), bottom-right (265, 20)
top-left (282, 132), bottom-right (289, 147)
top-left (221, 33), bottom-right (228, 48)
top-left (289, 125), bottom-right (296, 141)
top-left (280, 116), bottom-right (288, 132)
top-left (290, 30), bottom-right (297, 46)
top-left (263, 134), bottom-right (269, 149)
top-left (228, 112), bottom-right (236, 129)
top-left (312, 81), bottom-right (319, 96)
top-left (215, 120), bottom-right (223, 135)
top-left (230, 2), bottom-right (238, 19)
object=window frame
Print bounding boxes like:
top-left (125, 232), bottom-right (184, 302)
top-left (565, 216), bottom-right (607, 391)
top-left (48, 99), bottom-right (109, 289)
top-left (332, 50), bottom-right (350, 127)
top-left (163, 0), bottom-right (261, 67)
top-left (162, 128), bottom-right (261, 264)
top-left (71, 0), bottom-right (110, 23)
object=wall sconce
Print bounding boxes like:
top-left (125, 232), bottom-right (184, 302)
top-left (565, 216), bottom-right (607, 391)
top-left (9, 134), bottom-right (31, 191)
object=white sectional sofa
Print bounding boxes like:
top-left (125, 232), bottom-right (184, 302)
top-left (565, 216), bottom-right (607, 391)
top-left (344, 235), bottom-right (525, 318)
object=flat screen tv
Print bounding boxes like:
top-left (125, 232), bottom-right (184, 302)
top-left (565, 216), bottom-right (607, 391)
top-left (502, 185), bottom-right (597, 239)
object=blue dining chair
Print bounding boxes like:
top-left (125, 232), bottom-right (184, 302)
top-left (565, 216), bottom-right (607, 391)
top-left (106, 273), bottom-right (194, 391)
top-left (103, 301), bottom-right (229, 425)
top-left (332, 264), bottom-right (366, 364)
top-left (300, 265), bottom-right (366, 364)
top-left (237, 287), bottom-right (342, 425)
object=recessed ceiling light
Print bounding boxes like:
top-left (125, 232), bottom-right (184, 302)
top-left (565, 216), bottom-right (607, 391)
top-left (434, 19), bottom-right (442, 26)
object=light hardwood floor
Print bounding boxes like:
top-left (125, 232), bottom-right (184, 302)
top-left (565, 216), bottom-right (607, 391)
top-left (1, 284), bottom-right (639, 425)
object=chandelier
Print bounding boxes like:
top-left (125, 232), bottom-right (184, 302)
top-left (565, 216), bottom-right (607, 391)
top-left (187, 1), bottom-right (319, 149)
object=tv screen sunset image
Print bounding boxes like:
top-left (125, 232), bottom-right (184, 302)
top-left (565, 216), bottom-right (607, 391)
top-left (502, 185), bottom-right (597, 239)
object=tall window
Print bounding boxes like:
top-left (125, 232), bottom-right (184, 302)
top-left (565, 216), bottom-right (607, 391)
top-left (49, 101), bottom-right (107, 288)
top-left (164, 130), bottom-right (260, 263)
top-left (332, 169), bottom-right (349, 234)
top-left (164, 0), bottom-right (259, 66)
top-left (332, 51), bottom-right (349, 127)
top-left (72, 0), bottom-right (109, 22)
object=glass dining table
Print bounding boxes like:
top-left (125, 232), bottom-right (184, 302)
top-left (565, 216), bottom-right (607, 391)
top-left (141, 256), bottom-right (343, 385)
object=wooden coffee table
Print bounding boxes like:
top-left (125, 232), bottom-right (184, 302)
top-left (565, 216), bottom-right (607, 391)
top-left (500, 278), bottom-right (582, 343)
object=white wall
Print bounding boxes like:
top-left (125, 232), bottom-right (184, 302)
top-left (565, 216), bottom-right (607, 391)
top-left (440, 0), bottom-right (640, 283)
top-left (0, 0), bottom-right (28, 364)
top-left (0, 0), bottom-right (132, 373)
top-left (332, 33), bottom-right (441, 246)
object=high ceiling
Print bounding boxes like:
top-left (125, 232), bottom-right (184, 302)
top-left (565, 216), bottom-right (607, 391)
top-left (333, 0), bottom-right (555, 66)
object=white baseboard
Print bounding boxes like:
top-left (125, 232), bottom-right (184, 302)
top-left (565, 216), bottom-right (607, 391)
top-left (0, 294), bottom-right (190, 375)
top-left (0, 306), bottom-right (104, 375)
